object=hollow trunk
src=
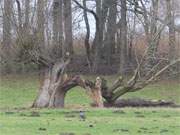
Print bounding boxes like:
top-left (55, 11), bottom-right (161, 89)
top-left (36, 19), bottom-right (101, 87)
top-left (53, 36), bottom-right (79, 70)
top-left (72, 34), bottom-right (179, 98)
top-left (32, 69), bottom-right (66, 108)
top-left (32, 63), bottom-right (105, 108)
top-left (32, 62), bottom-right (80, 108)
top-left (32, 69), bottom-right (51, 107)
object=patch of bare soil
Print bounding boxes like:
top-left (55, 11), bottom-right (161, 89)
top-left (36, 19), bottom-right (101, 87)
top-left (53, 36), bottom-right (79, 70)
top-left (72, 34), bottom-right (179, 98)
top-left (104, 98), bottom-right (180, 108)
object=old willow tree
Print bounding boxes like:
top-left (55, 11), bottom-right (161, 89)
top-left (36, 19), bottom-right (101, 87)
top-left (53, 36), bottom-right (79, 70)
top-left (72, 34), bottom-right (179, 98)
top-left (30, 45), bottom-right (180, 108)
top-left (30, 0), bottom-right (180, 108)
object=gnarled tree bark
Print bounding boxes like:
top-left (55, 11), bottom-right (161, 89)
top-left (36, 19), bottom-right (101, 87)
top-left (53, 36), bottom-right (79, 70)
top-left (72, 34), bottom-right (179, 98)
top-left (32, 56), bottom-right (180, 108)
top-left (32, 60), bottom-right (83, 108)
top-left (30, 41), bottom-right (180, 108)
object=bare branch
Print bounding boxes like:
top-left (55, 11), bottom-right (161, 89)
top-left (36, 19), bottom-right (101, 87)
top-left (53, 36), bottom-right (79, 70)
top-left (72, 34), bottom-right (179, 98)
top-left (146, 58), bottom-right (180, 83)
top-left (109, 77), bottom-right (123, 92)
top-left (73, 0), bottom-right (98, 21)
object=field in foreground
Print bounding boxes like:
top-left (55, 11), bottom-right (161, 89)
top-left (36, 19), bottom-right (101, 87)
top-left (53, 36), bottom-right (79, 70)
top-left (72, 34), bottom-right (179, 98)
top-left (0, 74), bottom-right (180, 135)
top-left (0, 108), bottom-right (180, 135)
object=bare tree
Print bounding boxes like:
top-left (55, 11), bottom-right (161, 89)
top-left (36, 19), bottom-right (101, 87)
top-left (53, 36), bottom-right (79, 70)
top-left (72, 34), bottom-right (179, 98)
top-left (91, 0), bottom-right (103, 73)
top-left (31, 0), bottom-right (180, 108)
top-left (32, 0), bottom-right (74, 108)
top-left (133, 0), bottom-right (161, 72)
top-left (81, 52), bottom-right (180, 105)
top-left (31, 46), bottom-right (180, 108)
top-left (83, 0), bottom-right (92, 68)
top-left (146, 0), bottom-right (160, 69)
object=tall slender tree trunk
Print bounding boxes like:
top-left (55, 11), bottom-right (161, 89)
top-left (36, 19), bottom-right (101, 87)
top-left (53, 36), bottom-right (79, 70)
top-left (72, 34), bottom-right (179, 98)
top-left (3, 0), bottom-right (12, 51)
top-left (52, 0), bottom-right (63, 57)
top-left (128, 14), bottom-right (136, 63)
top-left (119, 0), bottom-right (128, 74)
top-left (92, 0), bottom-right (102, 73)
top-left (63, 0), bottom-right (73, 55)
top-left (37, 0), bottom-right (45, 47)
top-left (15, 0), bottom-right (22, 35)
top-left (104, 0), bottom-right (117, 65)
top-left (59, 0), bottom-right (64, 56)
top-left (92, 0), bottom-right (109, 73)
top-left (2, 0), bottom-right (13, 73)
top-left (24, 0), bottom-right (30, 31)
top-left (36, 0), bottom-right (46, 86)
top-left (83, 0), bottom-right (92, 68)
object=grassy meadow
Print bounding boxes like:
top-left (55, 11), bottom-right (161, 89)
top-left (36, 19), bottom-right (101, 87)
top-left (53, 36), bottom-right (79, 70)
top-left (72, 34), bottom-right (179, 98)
top-left (0, 74), bottom-right (180, 135)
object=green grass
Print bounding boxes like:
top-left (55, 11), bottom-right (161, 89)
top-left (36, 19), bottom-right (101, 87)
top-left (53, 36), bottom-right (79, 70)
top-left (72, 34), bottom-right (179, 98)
top-left (0, 108), bottom-right (180, 135)
top-left (0, 74), bottom-right (179, 109)
top-left (0, 74), bottom-right (180, 135)
top-left (123, 82), bottom-right (180, 103)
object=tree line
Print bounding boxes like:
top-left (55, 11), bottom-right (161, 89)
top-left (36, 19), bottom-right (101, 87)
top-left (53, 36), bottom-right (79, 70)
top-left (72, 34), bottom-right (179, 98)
top-left (0, 0), bottom-right (179, 74)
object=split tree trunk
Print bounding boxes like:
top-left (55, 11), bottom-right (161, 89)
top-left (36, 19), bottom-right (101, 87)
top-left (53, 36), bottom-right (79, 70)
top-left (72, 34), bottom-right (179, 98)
top-left (32, 61), bottom-right (81, 108)
top-left (32, 69), bottom-right (104, 108)
top-left (32, 62), bottom-right (105, 108)
top-left (32, 58), bottom-right (180, 108)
